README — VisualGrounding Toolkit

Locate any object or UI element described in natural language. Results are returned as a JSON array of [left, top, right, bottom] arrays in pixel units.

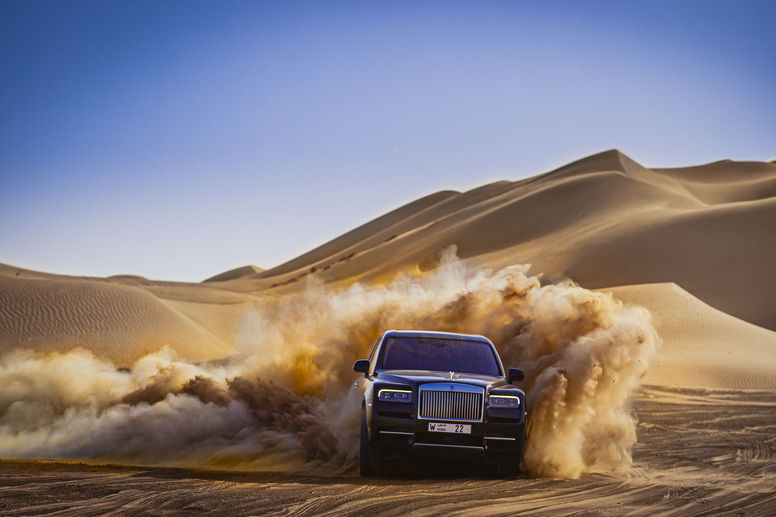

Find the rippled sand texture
[[1, 387, 774, 516]]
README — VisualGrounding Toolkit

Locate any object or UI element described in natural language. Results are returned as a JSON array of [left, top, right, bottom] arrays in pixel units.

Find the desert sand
[[1, 150, 775, 514], [1, 387, 774, 516]]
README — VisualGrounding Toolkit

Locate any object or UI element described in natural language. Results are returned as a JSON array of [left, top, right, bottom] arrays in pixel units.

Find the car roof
[[382, 329, 493, 343]]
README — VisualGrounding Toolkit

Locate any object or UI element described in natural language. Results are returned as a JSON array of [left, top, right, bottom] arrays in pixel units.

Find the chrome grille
[[418, 383, 484, 422]]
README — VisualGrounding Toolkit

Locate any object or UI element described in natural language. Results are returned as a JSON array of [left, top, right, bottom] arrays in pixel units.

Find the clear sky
[[1, 0, 774, 281]]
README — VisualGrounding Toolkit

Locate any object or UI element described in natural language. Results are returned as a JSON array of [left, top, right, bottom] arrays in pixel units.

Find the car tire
[[495, 458, 520, 477], [360, 414, 383, 476]]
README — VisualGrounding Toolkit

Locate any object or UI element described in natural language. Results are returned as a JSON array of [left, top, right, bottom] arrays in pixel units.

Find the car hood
[[375, 369, 513, 391]]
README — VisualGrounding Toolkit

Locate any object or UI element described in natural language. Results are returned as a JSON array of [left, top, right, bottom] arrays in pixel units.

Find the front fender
[[358, 378, 376, 439]]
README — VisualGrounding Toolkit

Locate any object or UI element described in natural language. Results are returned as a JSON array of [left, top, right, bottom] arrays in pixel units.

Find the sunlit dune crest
[[215, 150, 776, 332]]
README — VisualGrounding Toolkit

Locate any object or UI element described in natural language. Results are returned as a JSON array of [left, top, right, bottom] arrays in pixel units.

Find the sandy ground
[[1, 386, 774, 516], [2, 150, 775, 514]]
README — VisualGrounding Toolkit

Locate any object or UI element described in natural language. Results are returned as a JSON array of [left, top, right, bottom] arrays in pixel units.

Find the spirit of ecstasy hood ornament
[[449, 371, 455, 379]]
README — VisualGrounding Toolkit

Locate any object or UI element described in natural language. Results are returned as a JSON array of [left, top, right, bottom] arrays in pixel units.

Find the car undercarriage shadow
[[378, 454, 523, 479]]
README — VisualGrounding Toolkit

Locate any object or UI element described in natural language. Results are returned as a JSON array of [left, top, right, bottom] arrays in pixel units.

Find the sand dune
[[2, 150, 775, 514], [0, 269, 237, 365], [2, 150, 775, 388], [604, 283, 776, 389], [216, 150, 776, 333], [203, 265, 265, 283], [0, 259, 273, 366]]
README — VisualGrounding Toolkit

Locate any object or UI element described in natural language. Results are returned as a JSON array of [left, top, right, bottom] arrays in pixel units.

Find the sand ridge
[[208, 150, 776, 332]]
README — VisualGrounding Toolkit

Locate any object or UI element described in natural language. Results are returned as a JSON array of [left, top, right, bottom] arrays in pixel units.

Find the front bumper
[[371, 410, 524, 459]]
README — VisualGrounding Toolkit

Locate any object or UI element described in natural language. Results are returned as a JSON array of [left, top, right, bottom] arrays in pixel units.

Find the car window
[[378, 337, 501, 376]]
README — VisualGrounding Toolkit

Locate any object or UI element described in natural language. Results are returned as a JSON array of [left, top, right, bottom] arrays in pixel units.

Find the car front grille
[[418, 383, 484, 422]]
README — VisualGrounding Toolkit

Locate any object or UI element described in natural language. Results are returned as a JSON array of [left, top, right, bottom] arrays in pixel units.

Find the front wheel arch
[[359, 413, 383, 476]]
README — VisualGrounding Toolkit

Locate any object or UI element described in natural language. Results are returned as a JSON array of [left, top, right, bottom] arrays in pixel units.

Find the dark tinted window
[[378, 337, 501, 376]]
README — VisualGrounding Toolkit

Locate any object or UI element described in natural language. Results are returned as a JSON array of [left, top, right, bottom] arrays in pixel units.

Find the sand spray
[[0, 249, 658, 477]]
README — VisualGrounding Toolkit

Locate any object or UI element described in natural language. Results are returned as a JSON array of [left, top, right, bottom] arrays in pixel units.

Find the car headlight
[[378, 388, 413, 403], [489, 395, 520, 408]]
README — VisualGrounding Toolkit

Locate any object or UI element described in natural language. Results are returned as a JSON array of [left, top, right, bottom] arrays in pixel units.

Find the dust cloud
[[0, 250, 658, 478]]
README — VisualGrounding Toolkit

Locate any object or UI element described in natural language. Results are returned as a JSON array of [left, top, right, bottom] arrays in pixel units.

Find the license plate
[[428, 422, 471, 434]]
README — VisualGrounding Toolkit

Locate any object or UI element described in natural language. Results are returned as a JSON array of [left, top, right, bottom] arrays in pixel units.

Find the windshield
[[378, 336, 502, 376]]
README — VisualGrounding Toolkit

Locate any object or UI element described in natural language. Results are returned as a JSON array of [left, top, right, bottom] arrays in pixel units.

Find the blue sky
[[1, 0, 774, 281]]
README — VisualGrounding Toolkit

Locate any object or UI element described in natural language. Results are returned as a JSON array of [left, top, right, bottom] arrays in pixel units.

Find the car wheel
[[495, 458, 520, 477], [360, 414, 383, 476]]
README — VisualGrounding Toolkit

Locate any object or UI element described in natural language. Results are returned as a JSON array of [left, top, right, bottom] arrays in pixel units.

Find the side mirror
[[508, 368, 524, 384], [353, 359, 370, 375]]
